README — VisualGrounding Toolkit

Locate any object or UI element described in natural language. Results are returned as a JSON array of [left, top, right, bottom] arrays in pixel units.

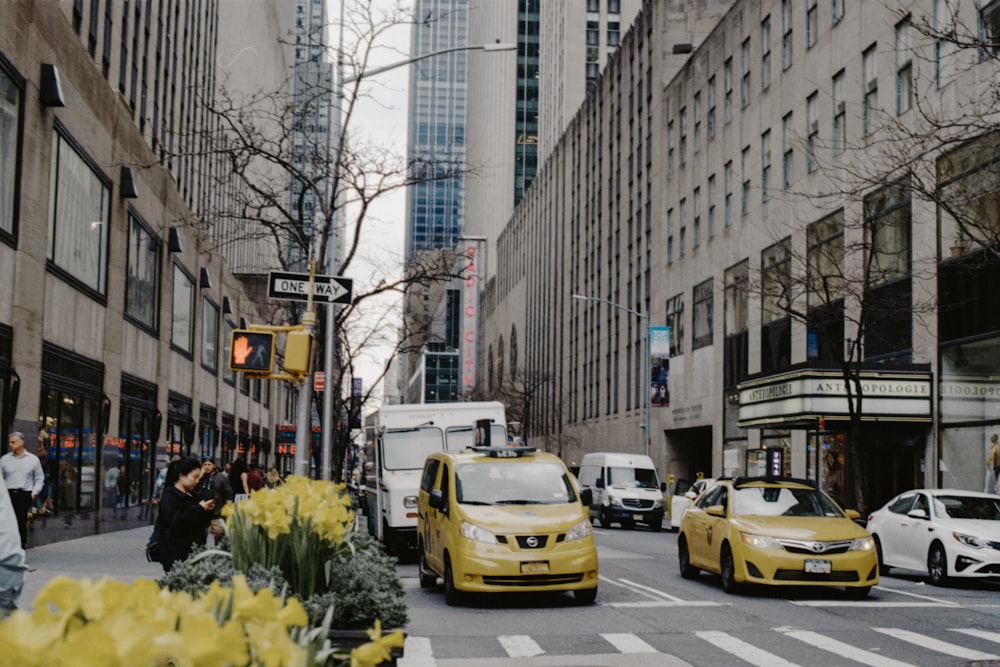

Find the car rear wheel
[[874, 536, 891, 576], [599, 508, 611, 528], [720, 544, 740, 594], [418, 545, 437, 589], [678, 535, 698, 579], [444, 557, 462, 606], [574, 587, 598, 605], [928, 542, 949, 587]]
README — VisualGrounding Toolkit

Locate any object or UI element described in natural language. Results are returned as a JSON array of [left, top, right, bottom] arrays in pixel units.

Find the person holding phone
[[156, 456, 215, 571]]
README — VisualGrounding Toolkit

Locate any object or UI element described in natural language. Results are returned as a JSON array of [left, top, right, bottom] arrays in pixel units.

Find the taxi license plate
[[521, 561, 550, 574], [804, 559, 831, 574]]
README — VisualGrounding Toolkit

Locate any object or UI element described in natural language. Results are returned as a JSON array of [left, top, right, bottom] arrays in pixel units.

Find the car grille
[[774, 569, 860, 582], [482, 573, 584, 587], [622, 498, 655, 510], [777, 539, 853, 555], [513, 535, 549, 549]]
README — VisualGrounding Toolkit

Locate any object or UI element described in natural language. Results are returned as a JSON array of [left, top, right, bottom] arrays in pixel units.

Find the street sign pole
[[293, 259, 318, 478]]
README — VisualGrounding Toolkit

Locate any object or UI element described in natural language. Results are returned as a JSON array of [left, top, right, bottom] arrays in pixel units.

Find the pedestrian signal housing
[[229, 331, 275, 373], [283, 330, 314, 375]]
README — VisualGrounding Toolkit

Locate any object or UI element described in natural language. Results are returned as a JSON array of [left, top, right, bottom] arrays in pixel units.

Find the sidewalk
[[20, 526, 163, 612]]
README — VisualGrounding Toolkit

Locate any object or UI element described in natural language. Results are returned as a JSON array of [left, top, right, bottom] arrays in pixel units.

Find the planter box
[[328, 628, 406, 666]]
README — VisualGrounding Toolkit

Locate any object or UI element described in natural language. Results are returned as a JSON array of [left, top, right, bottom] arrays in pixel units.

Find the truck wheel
[[599, 508, 611, 528]]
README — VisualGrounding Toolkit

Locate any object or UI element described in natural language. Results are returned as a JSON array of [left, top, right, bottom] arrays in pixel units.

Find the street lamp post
[[571, 294, 650, 456], [314, 33, 517, 479]]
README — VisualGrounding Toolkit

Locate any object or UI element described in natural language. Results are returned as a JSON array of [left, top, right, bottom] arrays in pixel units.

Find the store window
[[166, 391, 194, 458], [199, 404, 218, 462], [0, 58, 22, 242], [724, 261, 749, 388], [171, 263, 195, 355], [125, 210, 160, 331], [48, 124, 110, 297], [117, 375, 157, 519]]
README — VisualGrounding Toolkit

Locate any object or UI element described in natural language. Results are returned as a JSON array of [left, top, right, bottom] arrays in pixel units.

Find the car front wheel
[[928, 542, 949, 586], [418, 546, 437, 589], [444, 557, 463, 606], [720, 543, 740, 594], [874, 536, 891, 576]]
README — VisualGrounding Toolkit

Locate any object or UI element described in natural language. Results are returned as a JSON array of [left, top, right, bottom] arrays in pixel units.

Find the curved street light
[[572, 294, 650, 456]]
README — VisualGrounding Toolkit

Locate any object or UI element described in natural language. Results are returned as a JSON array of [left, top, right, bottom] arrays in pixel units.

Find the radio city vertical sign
[[461, 243, 480, 394]]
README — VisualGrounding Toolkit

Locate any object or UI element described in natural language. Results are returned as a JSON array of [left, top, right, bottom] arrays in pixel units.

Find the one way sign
[[267, 271, 353, 304]]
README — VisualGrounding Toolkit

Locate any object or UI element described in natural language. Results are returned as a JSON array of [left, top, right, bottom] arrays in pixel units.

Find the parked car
[[677, 476, 878, 597], [867, 488, 1000, 586], [670, 477, 717, 531]]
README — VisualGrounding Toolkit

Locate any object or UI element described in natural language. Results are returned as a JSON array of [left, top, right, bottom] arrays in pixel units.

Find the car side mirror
[[595, 478, 605, 489], [844, 509, 861, 520], [907, 508, 929, 520], [660, 482, 667, 492], [706, 504, 726, 517], [429, 489, 444, 511], [580, 488, 593, 507]]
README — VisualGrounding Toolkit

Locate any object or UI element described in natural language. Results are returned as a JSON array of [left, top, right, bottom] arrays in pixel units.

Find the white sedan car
[[867, 489, 1000, 585], [669, 478, 716, 531]]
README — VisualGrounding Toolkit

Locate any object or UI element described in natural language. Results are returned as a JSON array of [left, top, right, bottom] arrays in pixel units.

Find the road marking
[[778, 628, 917, 667], [615, 577, 687, 601], [873, 585, 959, 604], [498, 635, 544, 658], [874, 628, 1000, 661], [790, 600, 955, 608], [695, 631, 801, 667], [397, 636, 435, 667], [600, 575, 722, 607], [601, 633, 659, 653], [952, 628, 1000, 644]]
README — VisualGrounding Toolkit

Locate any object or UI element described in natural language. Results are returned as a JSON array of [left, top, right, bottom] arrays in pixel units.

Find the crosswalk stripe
[[601, 633, 658, 653], [499, 634, 545, 658], [695, 630, 802, 667], [874, 628, 1000, 661], [397, 636, 434, 667], [952, 628, 1000, 644], [779, 629, 917, 667]]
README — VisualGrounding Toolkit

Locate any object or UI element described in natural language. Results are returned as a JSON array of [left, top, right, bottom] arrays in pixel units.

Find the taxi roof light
[[469, 445, 537, 458]]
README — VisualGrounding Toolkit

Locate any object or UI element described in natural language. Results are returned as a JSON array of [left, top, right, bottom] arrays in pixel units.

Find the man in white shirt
[[0, 432, 45, 550]]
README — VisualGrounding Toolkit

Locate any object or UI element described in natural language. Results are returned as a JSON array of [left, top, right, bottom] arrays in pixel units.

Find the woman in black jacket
[[156, 456, 214, 571]]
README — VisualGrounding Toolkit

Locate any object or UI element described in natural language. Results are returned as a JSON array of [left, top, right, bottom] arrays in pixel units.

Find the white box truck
[[362, 401, 507, 554]]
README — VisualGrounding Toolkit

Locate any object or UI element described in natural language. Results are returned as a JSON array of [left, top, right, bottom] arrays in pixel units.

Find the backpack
[[145, 522, 162, 563]]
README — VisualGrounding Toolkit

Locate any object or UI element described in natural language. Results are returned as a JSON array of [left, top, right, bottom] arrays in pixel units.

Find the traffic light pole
[[293, 258, 318, 477]]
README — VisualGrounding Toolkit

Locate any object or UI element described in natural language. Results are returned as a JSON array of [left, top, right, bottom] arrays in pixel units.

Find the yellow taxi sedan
[[677, 476, 878, 597]]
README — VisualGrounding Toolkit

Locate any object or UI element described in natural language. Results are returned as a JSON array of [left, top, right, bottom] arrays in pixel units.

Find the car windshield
[[934, 495, 1000, 520], [444, 424, 508, 451], [608, 466, 659, 489], [732, 486, 846, 518], [455, 461, 578, 505], [382, 427, 444, 470]]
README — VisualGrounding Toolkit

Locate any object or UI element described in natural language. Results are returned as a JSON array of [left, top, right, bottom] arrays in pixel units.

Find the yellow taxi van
[[416, 445, 599, 605]]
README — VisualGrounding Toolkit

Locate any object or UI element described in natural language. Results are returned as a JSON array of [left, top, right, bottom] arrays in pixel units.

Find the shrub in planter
[[158, 544, 287, 599]]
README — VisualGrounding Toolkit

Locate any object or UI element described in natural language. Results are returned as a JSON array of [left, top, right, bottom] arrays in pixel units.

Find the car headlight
[[403, 495, 418, 508], [953, 532, 990, 549], [740, 533, 781, 549], [607, 493, 622, 507], [653, 498, 664, 510], [565, 518, 594, 542], [460, 520, 497, 544], [850, 536, 875, 552]]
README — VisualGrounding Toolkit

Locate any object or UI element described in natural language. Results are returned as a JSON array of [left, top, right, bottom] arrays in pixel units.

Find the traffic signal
[[283, 330, 314, 375], [229, 330, 275, 373]]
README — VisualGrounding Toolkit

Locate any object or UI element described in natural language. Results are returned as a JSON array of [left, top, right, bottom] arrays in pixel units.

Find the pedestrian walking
[[156, 457, 214, 571], [0, 432, 44, 550], [0, 472, 25, 615], [987, 433, 1000, 494], [104, 461, 122, 519]]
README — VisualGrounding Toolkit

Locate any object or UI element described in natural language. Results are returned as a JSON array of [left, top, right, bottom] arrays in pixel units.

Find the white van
[[577, 453, 666, 531]]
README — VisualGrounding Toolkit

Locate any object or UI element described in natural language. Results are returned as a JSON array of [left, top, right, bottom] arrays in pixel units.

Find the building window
[[980, 0, 1000, 58], [761, 240, 792, 373], [707, 75, 716, 140], [864, 184, 913, 360], [693, 278, 714, 350], [761, 130, 772, 202], [807, 0, 818, 49], [201, 297, 219, 373], [693, 186, 701, 248], [171, 263, 195, 355], [666, 293, 685, 357], [693, 92, 701, 153], [832, 70, 846, 155], [223, 319, 236, 386], [0, 63, 21, 240], [741, 146, 751, 215], [667, 208, 674, 264], [707, 174, 716, 238], [724, 160, 733, 227], [124, 211, 160, 331], [896, 17, 913, 114], [935, 0, 957, 88], [782, 112, 794, 189], [724, 260, 750, 387], [761, 16, 772, 90], [679, 198, 687, 256], [807, 92, 819, 173], [49, 128, 110, 297], [862, 44, 879, 137], [608, 0, 620, 13], [723, 58, 733, 125], [807, 212, 845, 363], [781, 0, 793, 70], [608, 22, 620, 47], [740, 38, 751, 109], [678, 107, 687, 166], [667, 120, 674, 177], [832, 0, 845, 25]]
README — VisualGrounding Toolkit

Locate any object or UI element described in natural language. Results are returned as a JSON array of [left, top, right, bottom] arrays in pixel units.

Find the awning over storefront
[[738, 366, 933, 428]]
